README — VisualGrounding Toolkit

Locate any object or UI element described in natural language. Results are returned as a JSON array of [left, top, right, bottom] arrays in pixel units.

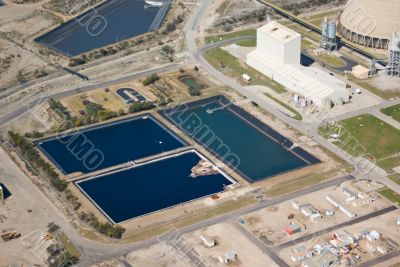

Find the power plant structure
[[337, 0, 400, 50], [387, 32, 400, 77], [247, 21, 349, 108], [320, 17, 337, 51]]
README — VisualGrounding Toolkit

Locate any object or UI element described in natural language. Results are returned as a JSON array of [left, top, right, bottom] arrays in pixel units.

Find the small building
[[366, 230, 381, 241], [352, 65, 369, 79], [326, 195, 340, 208], [200, 235, 215, 248], [283, 223, 302, 235], [242, 74, 251, 81], [300, 204, 319, 217], [225, 251, 237, 262], [397, 218, 400, 226], [342, 187, 358, 199], [310, 213, 322, 221], [291, 254, 306, 262], [292, 200, 300, 210], [326, 209, 334, 216]]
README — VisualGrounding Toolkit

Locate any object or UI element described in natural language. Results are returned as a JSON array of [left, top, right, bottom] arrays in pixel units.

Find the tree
[[160, 45, 174, 55]]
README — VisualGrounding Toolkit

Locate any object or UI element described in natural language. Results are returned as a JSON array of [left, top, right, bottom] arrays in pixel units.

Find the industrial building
[[387, 32, 400, 77], [247, 21, 349, 108], [337, 0, 400, 50], [321, 17, 337, 51]]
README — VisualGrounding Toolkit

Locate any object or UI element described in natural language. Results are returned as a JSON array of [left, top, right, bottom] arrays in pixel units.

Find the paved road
[[274, 205, 398, 250]]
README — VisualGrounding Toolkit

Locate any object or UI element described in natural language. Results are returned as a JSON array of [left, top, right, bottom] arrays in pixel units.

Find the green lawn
[[319, 114, 400, 170], [317, 54, 346, 68], [236, 39, 257, 47], [381, 104, 400, 122], [377, 187, 400, 205], [203, 47, 286, 93], [263, 93, 302, 120], [205, 29, 257, 44], [388, 174, 400, 185]]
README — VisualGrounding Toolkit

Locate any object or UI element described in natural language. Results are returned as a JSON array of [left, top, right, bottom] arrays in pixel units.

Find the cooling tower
[[337, 0, 400, 50]]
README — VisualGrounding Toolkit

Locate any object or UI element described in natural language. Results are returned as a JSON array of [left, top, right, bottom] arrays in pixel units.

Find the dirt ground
[[0, 1, 62, 90], [183, 222, 279, 267], [0, 146, 55, 266], [126, 242, 196, 267], [241, 180, 392, 246]]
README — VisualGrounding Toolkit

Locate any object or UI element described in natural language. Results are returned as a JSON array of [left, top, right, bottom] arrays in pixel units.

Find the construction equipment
[[1, 231, 21, 242]]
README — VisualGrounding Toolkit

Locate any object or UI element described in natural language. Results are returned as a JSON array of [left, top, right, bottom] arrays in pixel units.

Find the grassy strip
[[263, 93, 302, 120], [236, 39, 257, 47], [58, 232, 81, 258], [203, 47, 286, 93], [317, 54, 346, 68], [264, 169, 340, 198], [381, 104, 400, 122], [349, 77, 400, 100], [388, 174, 400, 185], [205, 29, 256, 44], [377, 187, 400, 205]]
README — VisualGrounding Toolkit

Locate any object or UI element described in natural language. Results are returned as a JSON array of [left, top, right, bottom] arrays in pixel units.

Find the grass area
[[301, 38, 316, 50], [378, 156, 400, 173], [349, 77, 400, 100], [236, 39, 256, 47], [377, 186, 400, 205], [388, 174, 400, 185], [319, 114, 400, 170], [381, 104, 400, 122], [203, 47, 286, 93], [205, 28, 256, 44], [58, 232, 81, 258], [317, 54, 346, 68], [263, 93, 302, 120]]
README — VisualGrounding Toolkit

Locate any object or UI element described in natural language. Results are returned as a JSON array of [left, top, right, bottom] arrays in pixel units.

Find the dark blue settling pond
[[37, 115, 186, 174], [161, 96, 320, 182], [76, 151, 233, 223], [35, 0, 171, 56]]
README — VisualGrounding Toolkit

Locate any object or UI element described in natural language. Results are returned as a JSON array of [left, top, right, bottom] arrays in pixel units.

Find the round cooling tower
[[337, 0, 400, 50]]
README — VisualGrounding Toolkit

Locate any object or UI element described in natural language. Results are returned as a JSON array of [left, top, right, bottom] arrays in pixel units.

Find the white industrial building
[[247, 21, 349, 108]]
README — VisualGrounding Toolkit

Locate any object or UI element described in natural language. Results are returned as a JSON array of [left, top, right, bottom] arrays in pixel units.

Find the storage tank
[[321, 17, 337, 51]]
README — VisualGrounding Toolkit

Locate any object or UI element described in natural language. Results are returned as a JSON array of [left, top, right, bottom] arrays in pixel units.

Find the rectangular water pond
[[35, 0, 171, 57], [76, 150, 234, 223], [37, 115, 186, 174], [161, 96, 320, 182]]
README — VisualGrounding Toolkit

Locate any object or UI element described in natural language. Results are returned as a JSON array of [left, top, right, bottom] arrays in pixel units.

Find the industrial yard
[[240, 180, 392, 246]]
